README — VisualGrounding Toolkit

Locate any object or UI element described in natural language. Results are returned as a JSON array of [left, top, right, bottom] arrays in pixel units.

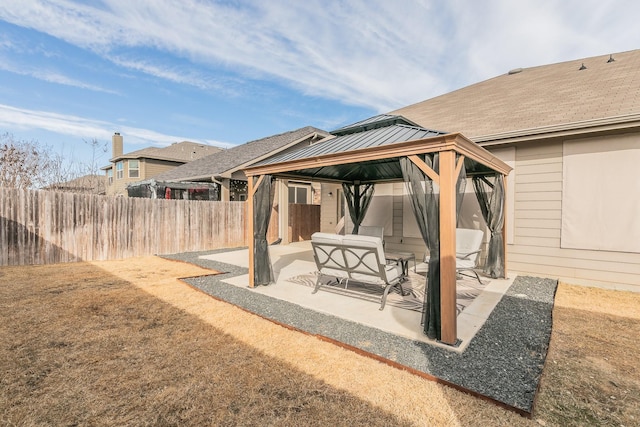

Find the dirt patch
[[2, 259, 639, 426]]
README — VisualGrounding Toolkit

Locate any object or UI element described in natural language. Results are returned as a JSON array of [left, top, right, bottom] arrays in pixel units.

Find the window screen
[[562, 135, 640, 253], [288, 184, 309, 204], [116, 161, 123, 179], [128, 160, 139, 178]]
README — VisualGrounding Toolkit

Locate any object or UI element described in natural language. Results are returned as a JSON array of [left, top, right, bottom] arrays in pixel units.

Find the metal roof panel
[[259, 123, 447, 166]]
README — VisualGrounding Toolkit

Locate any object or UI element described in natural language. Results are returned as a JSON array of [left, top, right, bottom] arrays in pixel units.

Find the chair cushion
[[455, 229, 484, 263], [311, 232, 344, 244], [384, 263, 402, 282], [456, 259, 476, 269]]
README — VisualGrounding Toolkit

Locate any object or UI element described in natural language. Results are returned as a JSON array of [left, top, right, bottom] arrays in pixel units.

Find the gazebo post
[[439, 150, 458, 345], [502, 174, 508, 278], [247, 176, 255, 288]]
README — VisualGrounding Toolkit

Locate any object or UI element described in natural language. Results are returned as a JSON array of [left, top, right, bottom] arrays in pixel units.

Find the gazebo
[[243, 115, 512, 346]]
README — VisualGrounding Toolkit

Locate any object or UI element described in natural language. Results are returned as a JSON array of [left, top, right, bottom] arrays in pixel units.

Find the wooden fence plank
[[288, 203, 321, 242], [0, 188, 253, 266]]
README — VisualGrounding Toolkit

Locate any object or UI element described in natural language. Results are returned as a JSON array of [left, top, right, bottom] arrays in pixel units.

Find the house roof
[[47, 174, 106, 194], [151, 126, 329, 182], [391, 49, 640, 144], [111, 141, 221, 163]]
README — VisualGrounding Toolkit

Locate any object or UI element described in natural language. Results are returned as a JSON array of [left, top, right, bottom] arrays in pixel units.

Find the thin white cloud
[[444, 0, 640, 84], [0, 103, 225, 147], [1, 0, 639, 111], [0, 30, 118, 93], [107, 56, 243, 96], [0, 59, 119, 94]]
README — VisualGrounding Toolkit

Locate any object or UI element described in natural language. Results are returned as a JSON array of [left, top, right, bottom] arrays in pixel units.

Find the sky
[[1, 0, 639, 170]]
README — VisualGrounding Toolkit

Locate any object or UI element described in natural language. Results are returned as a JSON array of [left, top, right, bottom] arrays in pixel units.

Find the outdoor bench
[[310, 232, 408, 310]]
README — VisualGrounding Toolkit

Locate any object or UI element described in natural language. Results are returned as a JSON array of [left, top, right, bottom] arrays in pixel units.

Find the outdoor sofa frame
[[310, 232, 408, 310]]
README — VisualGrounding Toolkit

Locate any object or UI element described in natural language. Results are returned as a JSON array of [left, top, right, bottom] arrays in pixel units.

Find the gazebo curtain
[[400, 155, 440, 339], [455, 158, 467, 223], [342, 182, 375, 234], [472, 174, 505, 279], [400, 154, 466, 340], [253, 175, 275, 286]]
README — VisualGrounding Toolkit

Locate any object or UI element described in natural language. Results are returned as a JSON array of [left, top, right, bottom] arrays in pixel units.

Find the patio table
[[384, 251, 416, 281]]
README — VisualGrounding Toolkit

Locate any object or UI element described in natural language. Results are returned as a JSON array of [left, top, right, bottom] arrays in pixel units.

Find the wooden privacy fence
[[288, 203, 321, 242], [0, 188, 250, 266]]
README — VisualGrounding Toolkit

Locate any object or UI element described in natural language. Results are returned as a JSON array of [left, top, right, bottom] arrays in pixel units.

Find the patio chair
[[415, 228, 485, 284]]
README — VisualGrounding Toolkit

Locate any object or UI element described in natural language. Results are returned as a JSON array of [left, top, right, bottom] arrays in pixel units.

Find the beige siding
[[392, 182, 404, 238], [104, 159, 183, 196], [384, 182, 428, 259], [317, 138, 640, 291], [507, 138, 640, 291], [143, 159, 182, 179], [320, 183, 342, 233]]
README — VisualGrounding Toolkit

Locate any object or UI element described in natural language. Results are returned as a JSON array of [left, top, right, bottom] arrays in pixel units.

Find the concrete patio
[[200, 240, 514, 352]]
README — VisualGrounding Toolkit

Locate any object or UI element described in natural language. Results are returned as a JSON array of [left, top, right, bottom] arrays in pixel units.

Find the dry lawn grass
[[1, 258, 639, 426], [534, 283, 640, 426]]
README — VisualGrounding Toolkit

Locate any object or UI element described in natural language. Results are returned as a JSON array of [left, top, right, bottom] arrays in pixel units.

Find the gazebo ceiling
[[268, 154, 502, 184], [273, 157, 403, 183]]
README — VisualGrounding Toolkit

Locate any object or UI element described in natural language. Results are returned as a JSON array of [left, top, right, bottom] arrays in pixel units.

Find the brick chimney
[[112, 132, 123, 158]]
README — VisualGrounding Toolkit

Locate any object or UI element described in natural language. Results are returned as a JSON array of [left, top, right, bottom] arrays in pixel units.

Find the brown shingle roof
[[152, 126, 329, 181], [391, 49, 640, 141], [114, 141, 221, 162], [47, 174, 106, 194]]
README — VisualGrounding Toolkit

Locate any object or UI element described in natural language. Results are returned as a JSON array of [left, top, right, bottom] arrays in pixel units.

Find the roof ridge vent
[[508, 68, 523, 75]]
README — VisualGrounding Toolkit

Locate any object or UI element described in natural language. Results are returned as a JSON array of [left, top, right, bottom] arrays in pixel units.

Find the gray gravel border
[[163, 248, 558, 414]]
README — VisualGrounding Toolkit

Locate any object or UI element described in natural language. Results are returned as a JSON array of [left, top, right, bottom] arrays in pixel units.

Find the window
[[116, 161, 124, 179], [128, 160, 139, 178], [561, 135, 640, 253], [106, 169, 113, 185], [288, 184, 310, 204], [229, 179, 248, 202]]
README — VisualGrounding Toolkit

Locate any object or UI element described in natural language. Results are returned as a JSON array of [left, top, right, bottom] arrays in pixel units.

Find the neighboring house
[[46, 174, 106, 195], [134, 126, 330, 202], [334, 49, 639, 291], [101, 133, 221, 196]]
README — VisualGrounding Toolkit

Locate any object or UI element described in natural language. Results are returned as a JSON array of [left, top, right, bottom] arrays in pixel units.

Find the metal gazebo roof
[[330, 113, 426, 136], [254, 123, 446, 182], [248, 119, 511, 183]]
